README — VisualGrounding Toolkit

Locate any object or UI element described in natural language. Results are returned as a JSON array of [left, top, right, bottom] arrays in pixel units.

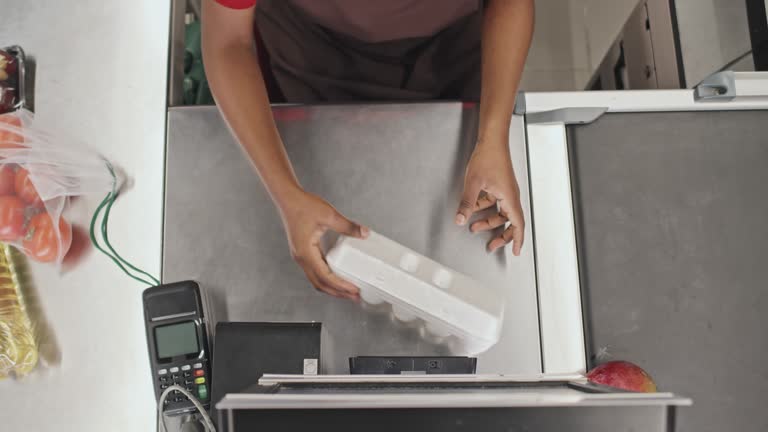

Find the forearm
[[478, 0, 534, 147], [203, 37, 301, 209]]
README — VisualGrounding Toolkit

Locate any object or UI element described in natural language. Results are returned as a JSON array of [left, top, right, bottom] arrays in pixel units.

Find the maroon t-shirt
[[215, 0, 480, 42]]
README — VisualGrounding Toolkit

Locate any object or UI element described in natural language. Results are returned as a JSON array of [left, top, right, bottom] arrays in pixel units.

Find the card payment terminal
[[143, 281, 211, 415]]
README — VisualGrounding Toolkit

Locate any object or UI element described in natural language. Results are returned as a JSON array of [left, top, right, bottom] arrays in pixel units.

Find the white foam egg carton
[[326, 231, 503, 355]]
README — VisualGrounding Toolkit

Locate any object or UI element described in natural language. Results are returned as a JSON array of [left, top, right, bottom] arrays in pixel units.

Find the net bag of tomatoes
[[0, 109, 118, 264]]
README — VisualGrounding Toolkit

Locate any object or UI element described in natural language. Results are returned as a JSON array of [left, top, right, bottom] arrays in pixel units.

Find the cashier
[[203, 0, 533, 300]]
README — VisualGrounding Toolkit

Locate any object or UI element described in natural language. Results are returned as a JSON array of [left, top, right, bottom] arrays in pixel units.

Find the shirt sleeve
[[214, 0, 257, 9]]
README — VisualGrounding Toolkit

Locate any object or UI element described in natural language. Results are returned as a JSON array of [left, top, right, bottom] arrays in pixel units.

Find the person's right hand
[[279, 190, 369, 300]]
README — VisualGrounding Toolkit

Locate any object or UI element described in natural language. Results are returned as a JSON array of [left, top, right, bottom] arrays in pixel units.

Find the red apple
[[587, 360, 657, 393]]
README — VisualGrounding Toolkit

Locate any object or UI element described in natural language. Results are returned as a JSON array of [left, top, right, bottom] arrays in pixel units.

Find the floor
[[521, 0, 645, 91]]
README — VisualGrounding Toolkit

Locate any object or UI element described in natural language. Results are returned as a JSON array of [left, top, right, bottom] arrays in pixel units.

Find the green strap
[[89, 163, 161, 286]]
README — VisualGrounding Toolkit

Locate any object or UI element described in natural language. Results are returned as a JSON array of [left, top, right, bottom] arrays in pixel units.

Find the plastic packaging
[[327, 231, 504, 355], [0, 109, 117, 264], [0, 46, 25, 114], [0, 243, 37, 378]]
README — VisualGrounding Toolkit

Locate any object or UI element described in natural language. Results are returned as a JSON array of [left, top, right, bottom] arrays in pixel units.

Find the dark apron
[[255, 0, 482, 103]]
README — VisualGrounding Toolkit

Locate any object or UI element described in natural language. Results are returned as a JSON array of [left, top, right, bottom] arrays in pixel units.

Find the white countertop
[[0, 1, 169, 430]]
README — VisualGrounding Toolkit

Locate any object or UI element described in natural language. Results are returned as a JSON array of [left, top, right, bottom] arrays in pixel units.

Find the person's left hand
[[455, 137, 525, 255]]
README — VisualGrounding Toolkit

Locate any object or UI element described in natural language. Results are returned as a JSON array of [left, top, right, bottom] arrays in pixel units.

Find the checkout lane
[[2, 1, 766, 431]]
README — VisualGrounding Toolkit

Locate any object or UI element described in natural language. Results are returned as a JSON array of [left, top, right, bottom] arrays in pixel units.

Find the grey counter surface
[[569, 110, 768, 432], [164, 103, 541, 376]]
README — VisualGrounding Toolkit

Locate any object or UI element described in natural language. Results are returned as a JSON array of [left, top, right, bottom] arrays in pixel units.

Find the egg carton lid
[[327, 231, 503, 354]]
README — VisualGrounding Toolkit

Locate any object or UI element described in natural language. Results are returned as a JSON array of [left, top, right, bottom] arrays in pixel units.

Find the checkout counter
[[163, 72, 768, 431], [1, 1, 765, 431], [217, 375, 686, 431]]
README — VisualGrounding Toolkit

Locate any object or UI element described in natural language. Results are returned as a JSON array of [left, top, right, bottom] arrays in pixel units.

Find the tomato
[[0, 195, 26, 241], [0, 164, 15, 195], [23, 213, 72, 263], [14, 167, 43, 207], [0, 114, 24, 149]]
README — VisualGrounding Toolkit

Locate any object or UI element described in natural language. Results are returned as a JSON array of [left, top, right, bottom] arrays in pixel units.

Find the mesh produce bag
[[0, 109, 116, 264]]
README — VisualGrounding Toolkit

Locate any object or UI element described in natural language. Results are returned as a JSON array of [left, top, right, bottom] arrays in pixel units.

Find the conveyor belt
[[568, 110, 768, 432]]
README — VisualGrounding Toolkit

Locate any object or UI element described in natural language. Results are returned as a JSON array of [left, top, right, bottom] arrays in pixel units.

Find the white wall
[[573, 0, 643, 88], [520, 0, 580, 90], [510, 0, 752, 91], [675, 0, 752, 85], [520, 0, 639, 91]]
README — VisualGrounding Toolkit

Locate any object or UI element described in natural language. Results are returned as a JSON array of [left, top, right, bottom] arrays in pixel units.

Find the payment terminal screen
[[155, 321, 199, 359]]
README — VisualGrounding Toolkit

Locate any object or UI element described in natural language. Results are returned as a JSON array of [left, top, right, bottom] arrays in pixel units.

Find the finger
[[456, 177, 483, 226], [307, 270, 358, 300], [328, 212, 369, 239], [318, 269, 360, 298], [487, 227, 512, 253], [511, 222, 525, 256], [475, 192, 497, 211], [470, 213, 507, 232], [304, 271, 346, 299], [488, 222, 525, 256], [307, 246, 360, 296], [296, 245, 359, 299], [498, 200, 526, 254]]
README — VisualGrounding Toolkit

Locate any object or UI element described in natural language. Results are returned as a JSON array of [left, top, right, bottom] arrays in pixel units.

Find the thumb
[[456, 177, 482, 226], [328, 212, 369, 239]]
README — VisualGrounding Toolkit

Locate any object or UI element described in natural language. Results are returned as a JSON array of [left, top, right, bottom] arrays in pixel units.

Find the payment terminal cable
[[89, 161, 161, 286], [158, 385, 216, 432]]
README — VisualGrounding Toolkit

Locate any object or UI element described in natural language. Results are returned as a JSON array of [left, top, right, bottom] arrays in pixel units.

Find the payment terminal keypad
[[157, 361, 209, 409]]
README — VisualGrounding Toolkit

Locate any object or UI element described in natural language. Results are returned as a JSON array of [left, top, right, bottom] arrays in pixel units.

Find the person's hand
[[455, 139, 525, 255], [279, 190, 369, 300]]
